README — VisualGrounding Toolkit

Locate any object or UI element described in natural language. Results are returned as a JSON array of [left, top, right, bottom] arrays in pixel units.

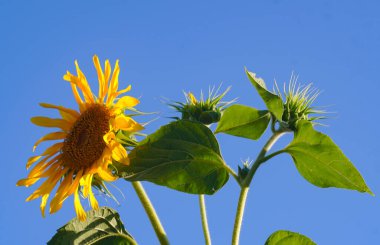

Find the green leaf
[[215, 104, 270, 140], [245, 69, 284, 120], [119, 120, 229, 195], [48, 207, 136, 245], [284, 120, 372, 194], [265, 230, 316, 245]]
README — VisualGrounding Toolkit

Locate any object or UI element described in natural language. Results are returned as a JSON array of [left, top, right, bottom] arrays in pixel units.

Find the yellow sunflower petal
[[74, 189, 87, 221], [70, 83, 86, 112], [40, 194, 49, 217], [24, 156, 60, 181], [40, 142, 64, 156], [88, 187, 99, 210], [106, 60, 120, 105], [103, 131, 115, 145], [18, 159, 61, 187], [74, 60, 95, 104], [31, 117, 71, 132], [49, 171, 74, 214], [111, 114, 144, 132], [111, 143, 129, 165], [97, 167, 117, 182], [26, 156, 41, 169], [80, 173, 92, 198], [26, 150, 56, 171], [104, 60, 111, 98], [33, 131, 67, 152], [113, 96, 140, 112], [26, 168, 66, 201], [115, 85, 131, 97], [93, 55, 105, 102], [81, 174, 99, 210], [39, 103, 80, 123], [50, 170, 83, 213]]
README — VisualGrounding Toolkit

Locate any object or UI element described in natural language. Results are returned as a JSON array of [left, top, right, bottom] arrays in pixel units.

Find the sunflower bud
[[238, 159, 251, 181], [170, 86, 234, 125], [275, 74, 326, 131]]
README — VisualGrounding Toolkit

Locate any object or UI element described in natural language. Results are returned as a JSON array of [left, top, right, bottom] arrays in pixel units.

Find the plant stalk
[[231, 187, 249, 245], [199, 195, 212, 245], [132, 181, 170, 245], [232, 130, 286, 245]]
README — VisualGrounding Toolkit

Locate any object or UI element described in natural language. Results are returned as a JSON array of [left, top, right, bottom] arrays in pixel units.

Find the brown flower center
[[62, 104, 111, 170]]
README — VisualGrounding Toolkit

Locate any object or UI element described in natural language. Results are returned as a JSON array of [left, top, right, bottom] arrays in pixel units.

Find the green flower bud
[[275, 75, 327, 131], [170, 85, 234, 125]]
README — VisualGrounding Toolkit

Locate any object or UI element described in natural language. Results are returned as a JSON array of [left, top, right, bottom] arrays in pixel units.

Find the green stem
[[132, 181, 170, 245], [231, 187, 249, 245], [232, 130, 286, 245], [224, 163, 240, 184], [199, 195, 212, 245], [259, 150, 286, 165], [242, 131, 286, 187]]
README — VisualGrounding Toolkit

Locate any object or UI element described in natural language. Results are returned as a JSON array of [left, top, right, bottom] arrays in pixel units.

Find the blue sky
[[1, 0, 380, 244]]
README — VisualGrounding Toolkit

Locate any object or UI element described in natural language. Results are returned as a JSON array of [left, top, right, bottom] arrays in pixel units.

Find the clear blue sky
[[1, 1, 379, 244]]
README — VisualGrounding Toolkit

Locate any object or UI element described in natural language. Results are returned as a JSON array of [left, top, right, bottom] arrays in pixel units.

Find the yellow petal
[[93, 55, 105, 102], [89, 187, 99, 210], [40, 142, 64, 156], [40, 194, 49, 217], [80, 173, 92, 198], [115, 85, 132, 97], [70, 83, 86, 112], [103, 131, 115, 145], [188, 92, 197, 104], [26, 156, 41, 169], [97, 167, 117, 182], [22, 156, 60, 185], [31, 117, 72, 132], [26, 168, 66, 201], [113, 96, 139, 111], [111, 115, 144, 132], [106, 60, 120, 105], [18, 160, 60, 186], [33, 132, 67, 151], [68, 170, 85, 196], [111, 143, 129, 165], [81, 174, 99, 210], [39, 103, 79, 123], [74, 189, 87, 221], [26, 152, 56, 172], [49, 171, 74, 214], [103, 60, 111, 99], [66, 61, 94, 104]]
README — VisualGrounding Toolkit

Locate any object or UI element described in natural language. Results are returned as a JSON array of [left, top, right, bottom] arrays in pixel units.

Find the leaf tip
[[366, 188, 375, 196]]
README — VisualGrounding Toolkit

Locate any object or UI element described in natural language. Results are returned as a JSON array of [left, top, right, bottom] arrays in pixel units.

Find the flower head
[[275, 73, 326, 130], [170, 85, 234, 125], [17, 55, 143, 221]]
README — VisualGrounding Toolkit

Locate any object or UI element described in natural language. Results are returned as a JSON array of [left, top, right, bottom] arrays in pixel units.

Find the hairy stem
[[132, 181, 170, 245], [232, 130, 286, 245], [231, 187, 249, 245], [199, 195, 212, 245], [243, 131, 286, 187]]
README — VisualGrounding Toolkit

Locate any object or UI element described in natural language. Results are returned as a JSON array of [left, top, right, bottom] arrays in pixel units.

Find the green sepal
[[215, 104, 270, 140], [265, 230, 316, 245], [245, 69, 284, 120], [48, 207, 136, 245], [118, 120, 229, 195], [285, 120, 373, 194]]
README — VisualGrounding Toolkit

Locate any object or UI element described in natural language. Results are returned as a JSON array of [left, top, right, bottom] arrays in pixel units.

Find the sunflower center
[[62, 104, 111, 170]]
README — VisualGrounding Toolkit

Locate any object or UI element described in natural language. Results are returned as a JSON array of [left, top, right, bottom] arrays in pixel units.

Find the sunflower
[[17, 55, 143, 221]]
